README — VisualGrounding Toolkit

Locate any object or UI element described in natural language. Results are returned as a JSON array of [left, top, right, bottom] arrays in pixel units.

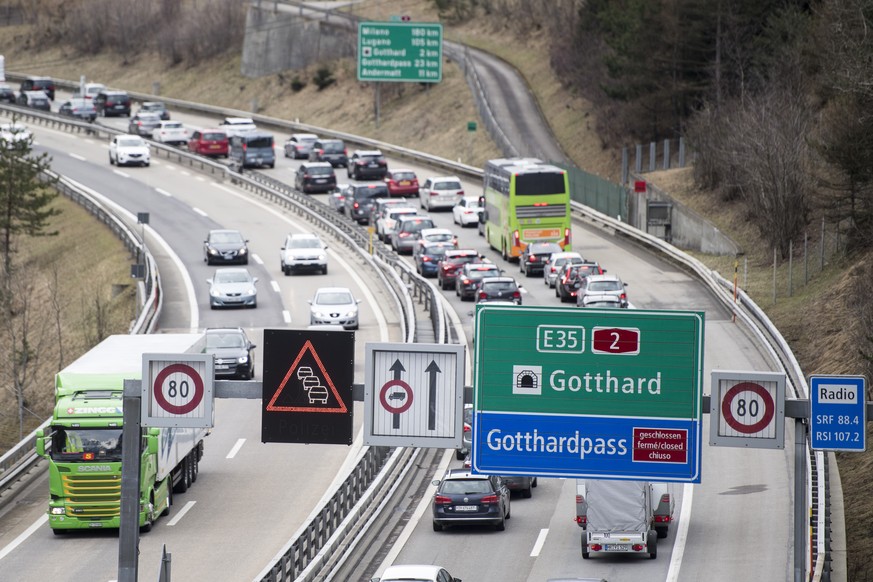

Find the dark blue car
[[414, 241, 454, 278]]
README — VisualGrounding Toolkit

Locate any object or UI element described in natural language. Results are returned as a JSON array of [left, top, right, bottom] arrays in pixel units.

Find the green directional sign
[[357, 22, 443, 83], [472, 305, 705, 483]]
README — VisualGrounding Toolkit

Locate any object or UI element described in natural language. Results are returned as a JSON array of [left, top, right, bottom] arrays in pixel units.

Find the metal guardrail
[[0, 78, 827, 580]]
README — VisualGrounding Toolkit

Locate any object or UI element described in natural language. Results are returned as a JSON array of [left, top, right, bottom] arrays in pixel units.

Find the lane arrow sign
[[426, 360, 441, 430]]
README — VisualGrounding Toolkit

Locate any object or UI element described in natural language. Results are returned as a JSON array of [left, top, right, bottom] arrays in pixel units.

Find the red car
[[437, 249, 483, 290], [385, 169, 420, 197], [188, 129, 229, 158]]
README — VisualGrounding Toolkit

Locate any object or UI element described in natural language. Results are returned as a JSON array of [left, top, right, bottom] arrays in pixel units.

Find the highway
[[0, 101, 793, 582]]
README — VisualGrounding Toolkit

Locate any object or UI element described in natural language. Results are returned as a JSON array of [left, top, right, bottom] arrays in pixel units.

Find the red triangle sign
[[266, 340, 348, 413]]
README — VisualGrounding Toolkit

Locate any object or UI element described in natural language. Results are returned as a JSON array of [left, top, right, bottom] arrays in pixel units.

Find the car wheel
[[647, 531, 658, 559], [144, 162, 150, 167], [455, 449, 465, 461], [532, 477, 538, 487], [432, 522, 443, 532], [522, 486, 532, 499], [109, 154, 114, 165], [322, 265, 328, 275], [495, 516, 506, 531]]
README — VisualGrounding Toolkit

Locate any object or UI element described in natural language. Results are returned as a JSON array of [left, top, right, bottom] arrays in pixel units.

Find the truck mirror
[[36, 430, 46, 456]]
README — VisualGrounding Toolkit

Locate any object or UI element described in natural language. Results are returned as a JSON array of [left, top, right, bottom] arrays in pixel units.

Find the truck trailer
[[36, 334, 209, 533], [579, 479, 674, 560]]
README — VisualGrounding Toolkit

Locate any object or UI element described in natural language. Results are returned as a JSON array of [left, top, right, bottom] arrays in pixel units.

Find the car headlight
[[314, 311, 325, 318], [207, 247, 219, 256], [210, 288, 220, 297], [246, 287, 256, 295], [239, 248, 248, 255], [50, 507, 65, 515], [317, 254, 326, 261], [237, 355, 249, 364], [345, 310, 357, 317]]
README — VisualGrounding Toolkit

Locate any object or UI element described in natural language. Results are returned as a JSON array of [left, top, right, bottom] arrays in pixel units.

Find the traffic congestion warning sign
[[364, 342, 465, 448], [262, 329, 353, 445], [142, 354, 214, 428], [710, 370, 785, 449]]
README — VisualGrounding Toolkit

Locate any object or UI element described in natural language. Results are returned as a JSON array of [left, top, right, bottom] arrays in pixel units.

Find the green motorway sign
[[474, 305, 704, 418], [357, 22, 443, 83]]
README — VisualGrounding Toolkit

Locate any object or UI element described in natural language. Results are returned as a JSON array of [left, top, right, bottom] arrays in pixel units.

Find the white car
[[0, 122, 32, 146], [542, 251, 584, 288], [279, 233, 328, 275], [219, 117, 257, 138], [417, 227, 457, 247], [374, 565, 462, 582], [419, 176, 465, 211], [151, 120, 189, 146], [309, 287, 361, 330], [452, 195, 483, 226], [377, 206, 418, 242], [109, 135, 150, 167]]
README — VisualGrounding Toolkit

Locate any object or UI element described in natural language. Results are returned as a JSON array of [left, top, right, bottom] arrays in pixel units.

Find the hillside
[[2, 0, 871, 577]]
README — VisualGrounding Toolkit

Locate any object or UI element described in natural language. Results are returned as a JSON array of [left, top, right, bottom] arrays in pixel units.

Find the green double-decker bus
[[481, 158, 571, 261]]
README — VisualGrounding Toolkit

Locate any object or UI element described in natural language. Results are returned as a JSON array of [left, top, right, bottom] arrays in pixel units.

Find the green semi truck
[[36, 334, 209, 533]]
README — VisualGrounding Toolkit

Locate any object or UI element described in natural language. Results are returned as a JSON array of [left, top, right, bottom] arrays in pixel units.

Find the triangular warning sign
[[266, 340, 348, 413]]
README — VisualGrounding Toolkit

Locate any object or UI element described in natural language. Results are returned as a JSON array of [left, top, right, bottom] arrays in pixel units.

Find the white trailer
[[581, 479, 660, 560]]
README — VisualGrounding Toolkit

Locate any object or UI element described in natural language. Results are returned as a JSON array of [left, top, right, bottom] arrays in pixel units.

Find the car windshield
[[531, 243, 561, 254], [389, 210, 417, 219], [316, 291, 353, 305], [355, 187, 387, 200], [203, 132, 226, 141], [296, 136, 317, 144], [434, 181, 461, 190], [143, 102, 165, 111], [446, 255, 478, 265], [118, 137, 145, 147], [360, 154, 383, 162], [401, 220, 434, 233], [211, 232, 244, 244], [441, 479, 493, 494], [321, 142, 343, 153], [467, 267, 500, 279], [484, 281, 517, 292], [164, 122, 184, 129], [425, 245, 451, 258], [288, 238, 322, 248], [425, 232, 454, 242], [214, 271, 251, 284], [51, 428, 123, 460], [246, 136, 273, 148], [307, 166, 333, 175], [392, 172, 416, 181], [589, 280, 622, 292], [206, 333, 246, 348]]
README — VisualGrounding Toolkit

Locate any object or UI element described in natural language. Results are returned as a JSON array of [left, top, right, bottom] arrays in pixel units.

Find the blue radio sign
[[809, 375, 866, 452]]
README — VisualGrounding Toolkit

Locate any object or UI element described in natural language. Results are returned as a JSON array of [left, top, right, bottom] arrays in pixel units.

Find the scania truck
[[35, 334, 209, 533]]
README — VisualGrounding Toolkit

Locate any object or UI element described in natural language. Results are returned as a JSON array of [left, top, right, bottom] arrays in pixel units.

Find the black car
[[310, 138, 348, 167], [344, 183, 389, 224], [94, 90, 131, 117], [204, 327, 256, 380], [519, 242, 563, 277], [432, 469, 510, 531], [456, 262, 502, 300], [477, 276, 523, 304], [204, 229, 249, 265], [19, 76, 55, 101], [413, 241, 454, 278], [0, 83, 16, 103], [556, 261, 604, 303], [295, 162, 337, 194], [58, 99, 97, 122], [347, 149, 388, 181]]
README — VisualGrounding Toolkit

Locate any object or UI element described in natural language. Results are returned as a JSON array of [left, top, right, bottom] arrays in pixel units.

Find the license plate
[[368, 163, 377, 167], [454, 505, 477, 511], [88, 523, 104, 528], [400, 180, 410, 185], [316, 179, 326, 183], [605, 544, 629, 551]]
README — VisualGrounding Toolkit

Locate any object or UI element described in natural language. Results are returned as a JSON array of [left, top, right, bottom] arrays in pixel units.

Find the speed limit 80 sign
[[710, 370, 785, 449], [142, 354, 214, 428]]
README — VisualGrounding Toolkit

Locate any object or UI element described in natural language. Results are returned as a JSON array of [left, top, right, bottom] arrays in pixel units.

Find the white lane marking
[[0, 514, 48, 561], [210, 182, 390, 341], [665, 483, 694, 582], [156, 188, 172, 197], [166, 501, 196, 526], [226, 438, 246, 459], [282, 310, 291, 324], [252, 253, 263, 265], [196, 176, 205, 182], [164, 164, 174, 170], [530, 528, 549, 557], [192, 207, 208, 217], [113, 169, 130, 178], [69, 153, 86, 161], [270, 280, 280, 293], [181, 171, 190, 177], [62, 177, 199, 331]]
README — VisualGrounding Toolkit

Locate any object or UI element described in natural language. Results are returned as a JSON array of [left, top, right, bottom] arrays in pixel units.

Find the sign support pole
[[794, 417, 807, 582], [118, 379, 142, 582]]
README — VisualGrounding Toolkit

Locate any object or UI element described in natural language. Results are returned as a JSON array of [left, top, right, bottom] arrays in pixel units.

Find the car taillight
[[632, 544, 645, 552], [378, 159, 386, 166], [530, 256, 537, 262], [654, 515, 671, 523], [575, 515, 587, 525], [590, 544, 603, 552], [481, 494, 499, 504], [304, 174, 311, 179], [478, 291, 486, 299], [462, 278, 471, 285], [458, 190, 464, 196], [620, 292, 627, 301], [434, 495, 452, 505], [550, 266, 557, 273], [399, 232, 410, 238], [512, 291, 521, 299], [343, 148, 348, 155], [430, 190, 439, 196], [422, 256, 431, 262], [463, 424, 471, 433], [353, 202, 360, 209]]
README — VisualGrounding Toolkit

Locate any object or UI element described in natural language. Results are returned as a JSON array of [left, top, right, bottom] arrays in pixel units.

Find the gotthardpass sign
[[472, 305, 704, 483]]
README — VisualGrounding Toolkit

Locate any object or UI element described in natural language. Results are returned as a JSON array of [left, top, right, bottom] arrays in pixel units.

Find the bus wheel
[[502, 243, 509, 262]]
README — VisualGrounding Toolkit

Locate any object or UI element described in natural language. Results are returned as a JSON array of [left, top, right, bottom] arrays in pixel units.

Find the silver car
[[207, 268, 258, 309], [543, 251, 584, 288], [309, 287, 361, 330], [280, 233, 328, 275], [576, 274, 628, 307]]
